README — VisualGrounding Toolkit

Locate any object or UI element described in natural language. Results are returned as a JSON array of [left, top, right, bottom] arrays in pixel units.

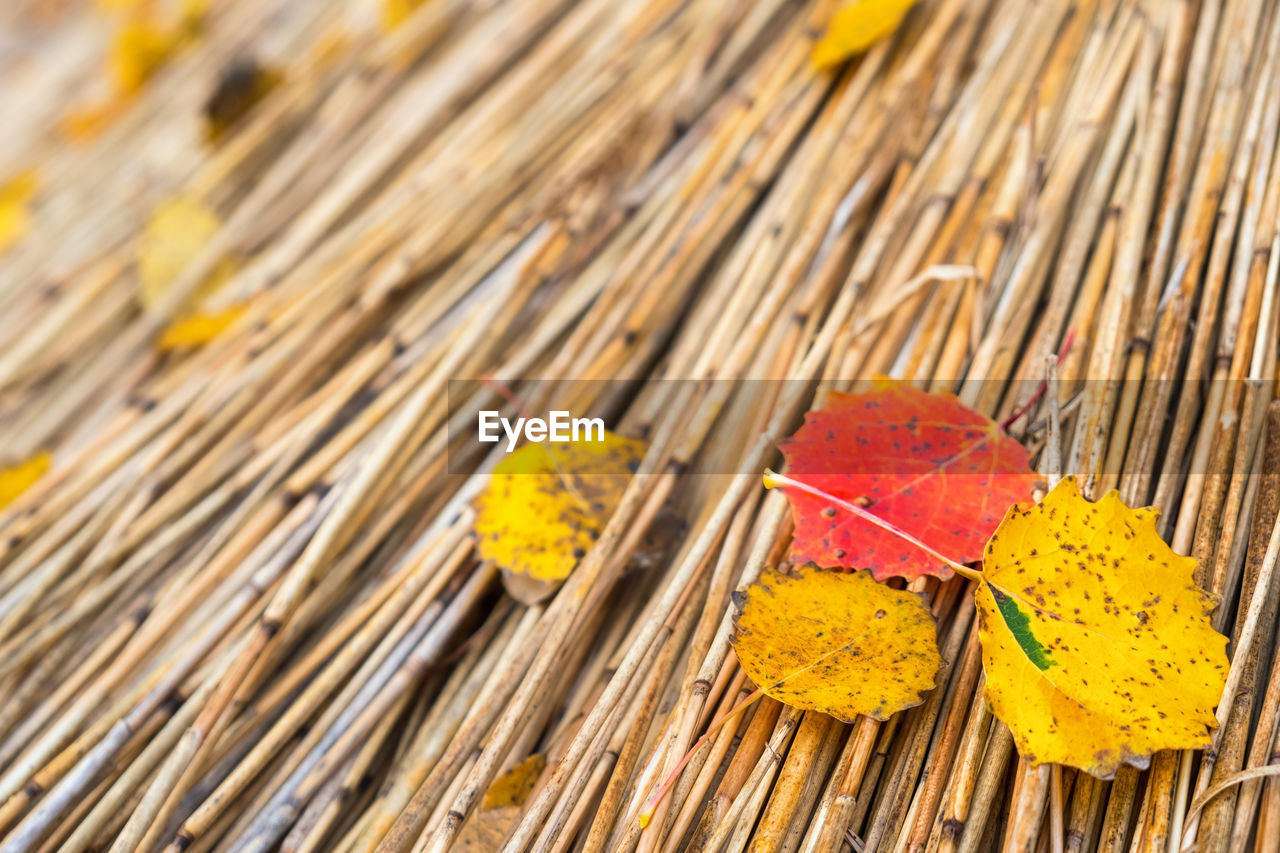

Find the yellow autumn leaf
[[731, 566, 941, 721], [454, 806, 520, 851], [0, 453, 52, 511], [138, 195, 235, 311], [67, 0, 209, 142], [813, 0, 918, 68], [61, 99, 132, 143], [977, 476, 1228, 778], [110, 16, 176, 93], [110, 0, 208, 93], [157, 306, 246, 350], [382, 0, 428, 32], [473, 431, 645, 604], [482, 753, 545, 810], [0, 171, 38, 256]]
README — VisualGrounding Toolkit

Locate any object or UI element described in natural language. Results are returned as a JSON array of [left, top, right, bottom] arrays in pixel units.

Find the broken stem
[[638, 688, 764, 829]]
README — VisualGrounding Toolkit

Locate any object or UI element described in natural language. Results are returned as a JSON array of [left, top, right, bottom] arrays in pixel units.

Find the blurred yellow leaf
[[482, 753, 545, 810], [474, 430, 645, 604], [110, 0, 207, 92], [813, 0, 918, 68], [0, 453, 52, 511], [111, 16, 176, 92], [138, 195, 235, 311], [977, 477, 1229, 777], [382, 0, 429, 32], [61, 99, 132, 143], [454, 806, 520, 851], [67, 0, 209, 141], [157, 306, 246, 350], [0, 171, 38, 255], [732, 566, 941, 721]]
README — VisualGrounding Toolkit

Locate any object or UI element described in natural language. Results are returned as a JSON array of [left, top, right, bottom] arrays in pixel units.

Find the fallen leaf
[[977, 477, 1228, 777], [482, 753, 546, 810], [110, 0, 207, 92], [775, 383, 1039, 580], [0, 170, 38, 255], [474, 431, 645, 604], [382, 0, 429, 31], [731, 566, 940, 721], [204, 58, 283, 143], [61, 99, 132, 143], [138, 195, 235, 311], [813, 0, 918, 68], [67, 0, 208, 142], [157, 306, 246, 350], [453, 805, 520, 851], [0, 453, 52, 511], [110, 16, 176, 93]]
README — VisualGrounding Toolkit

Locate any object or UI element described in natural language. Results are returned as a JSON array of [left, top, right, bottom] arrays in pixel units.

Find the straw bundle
[[1, 0, 1279, 850]]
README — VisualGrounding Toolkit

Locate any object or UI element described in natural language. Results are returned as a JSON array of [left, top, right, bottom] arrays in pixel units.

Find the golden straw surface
[[1, 0, 1279, 851]]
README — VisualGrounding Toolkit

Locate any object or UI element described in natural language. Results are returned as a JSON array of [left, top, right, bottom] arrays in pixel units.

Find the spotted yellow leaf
[[138, 195, 235, 311], [0, 171, 38, 256], [813, 0, 918, 68], [732, 566, 941, 721], [474, 431, 645, 604], [157, 306, 245, 350], [977, 477, 1228, 778], [482, 753, 545, 810], [0, 453, 52, 511]]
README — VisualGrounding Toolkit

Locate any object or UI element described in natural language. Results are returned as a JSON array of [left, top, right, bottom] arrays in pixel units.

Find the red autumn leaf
[[775, 383, 1039, 580]]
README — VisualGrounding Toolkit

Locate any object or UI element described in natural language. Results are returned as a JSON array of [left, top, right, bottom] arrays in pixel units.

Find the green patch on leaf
[[991, 587, 1055, 671]]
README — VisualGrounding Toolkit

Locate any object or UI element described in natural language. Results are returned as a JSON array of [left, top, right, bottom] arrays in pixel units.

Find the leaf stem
[[638, 688, 764, 829], [762, 469, 983, 581]]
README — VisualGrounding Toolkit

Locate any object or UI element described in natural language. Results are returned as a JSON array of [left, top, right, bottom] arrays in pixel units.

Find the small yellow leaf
[[0, 171, 38, 255], [138, 195, 234, 311], [110, 17, 178, 93], [69, 1, 209, 142], [977, 477, 1229, 778], [731, 566, 941, 721], [474, 431, 645, 603], [0, 453, 52, 511], [481, 753, 545, 810], [813, 0, 918, 68], [157, 306, 245, 350], [179, 0, 210, 27], [61, 99, 132, 143], [382, 0, 428, 31], [106, 1, 207, 95], [453, 806, 520, 851]]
